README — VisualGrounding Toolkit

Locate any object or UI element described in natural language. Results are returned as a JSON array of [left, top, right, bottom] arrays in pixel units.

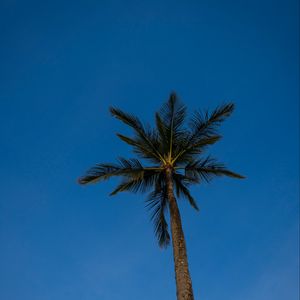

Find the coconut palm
[[78, 93, 244, 300]]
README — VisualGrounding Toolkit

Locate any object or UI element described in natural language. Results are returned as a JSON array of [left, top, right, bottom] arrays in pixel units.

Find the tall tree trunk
[[166, 167, 195, 300]]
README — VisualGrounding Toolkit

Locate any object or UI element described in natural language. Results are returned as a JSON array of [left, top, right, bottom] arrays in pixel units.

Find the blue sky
[[0, 0, 299, 299]]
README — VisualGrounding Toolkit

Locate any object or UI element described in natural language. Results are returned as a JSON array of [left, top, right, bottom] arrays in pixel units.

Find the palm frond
[[146, 183, 170, 248], [78, 163, 121, 184], [172, 103, 234, 164], [185, 156, 245, 183], [173, 173, 199, 211], [110, 167, 162, 195], [78, 158, 161, 185], [156, 93, 187, 158], [110, 107, 165, 163], [172, 135, 222, 165], [189, 103, 235, 138], [116, 134, 159, 164], [158, 93, 186, 131], [155, 113, 168, 146]]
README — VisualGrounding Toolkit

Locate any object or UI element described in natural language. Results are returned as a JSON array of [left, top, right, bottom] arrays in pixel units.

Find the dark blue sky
[[0, 0, 299, 299]]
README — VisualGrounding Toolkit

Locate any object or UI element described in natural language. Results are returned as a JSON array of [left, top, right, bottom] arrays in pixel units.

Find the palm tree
[[78, 93, 244, 300]]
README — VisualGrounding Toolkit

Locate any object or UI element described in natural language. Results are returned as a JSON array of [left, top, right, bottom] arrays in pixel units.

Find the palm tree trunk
[[166, 167, 194, 300]]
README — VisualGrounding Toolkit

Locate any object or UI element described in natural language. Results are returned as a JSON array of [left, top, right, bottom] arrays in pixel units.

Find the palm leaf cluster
[[79, 93, 244, 247]]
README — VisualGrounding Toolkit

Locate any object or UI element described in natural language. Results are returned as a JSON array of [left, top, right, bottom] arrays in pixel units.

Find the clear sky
[[0, 0, 299, 299]]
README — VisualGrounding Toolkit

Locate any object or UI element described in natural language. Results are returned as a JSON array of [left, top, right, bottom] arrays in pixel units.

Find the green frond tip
[[78, 176, 99, 185], [218, 170, 245, 179]]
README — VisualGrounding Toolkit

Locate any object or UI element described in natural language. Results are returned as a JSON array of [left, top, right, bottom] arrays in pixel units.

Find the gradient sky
[[0, 0, 299, 299]]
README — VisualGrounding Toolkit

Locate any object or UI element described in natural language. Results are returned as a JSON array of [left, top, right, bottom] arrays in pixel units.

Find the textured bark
[[166, 168, 194, 300]]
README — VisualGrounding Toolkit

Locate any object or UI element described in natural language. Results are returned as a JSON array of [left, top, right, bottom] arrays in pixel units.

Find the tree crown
[[79, 93, 244, 247]]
